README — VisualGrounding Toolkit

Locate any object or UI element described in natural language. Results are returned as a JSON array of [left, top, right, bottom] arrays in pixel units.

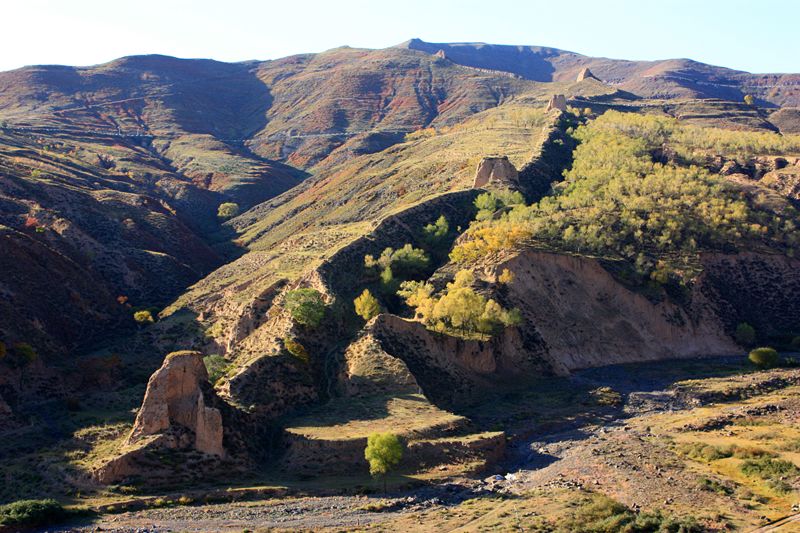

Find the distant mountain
[[400, 38, 800, 107]]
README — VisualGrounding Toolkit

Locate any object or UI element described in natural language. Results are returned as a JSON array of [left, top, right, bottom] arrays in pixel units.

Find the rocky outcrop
[[339, 334, 419, 396], [546, 94, 567, 112], [128, 351, 224, 457], [576, 67, 598, 82], [473, 156, 519, 188]]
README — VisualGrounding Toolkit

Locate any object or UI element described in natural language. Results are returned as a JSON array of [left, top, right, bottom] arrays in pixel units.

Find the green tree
[[354, 289, 381, 321], [400, 270, 521, 338], [743, 94, 755, 106], [364, 432, 403, 492], [12, 343, 37, 365], [422, 215, 450, 249], [283, 337, 309, 364], [735, 323, 756, 347], [284, 288, 326, 327], [217, 202, 240, 219], [10, 343, 38, 389], [133, 310, 154, 325], [203, 355, 230, 384], [749, 347, 780, 369]]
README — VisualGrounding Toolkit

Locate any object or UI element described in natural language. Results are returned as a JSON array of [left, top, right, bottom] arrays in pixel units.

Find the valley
[[2, 38, 800, 532]]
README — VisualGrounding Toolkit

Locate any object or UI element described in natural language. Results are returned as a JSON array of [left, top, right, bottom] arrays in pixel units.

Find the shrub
[[698, 477, 733, 495], [740, 457, 799, 481], [203, 355, 230, 384], [422, 215, 450, 249], [133, 310, 155, 325], [557, 493, 703, 533], [365, 433, 403, 491], [749, 347, 780, 369], [12, 342, 37, 364], [498, 268, 515, 285], [677, 442, 733, 462], [354, 289, 381, 321], [284, 337, 309, 364], [284, 288, 326, 327], [217, 202, 240, 219], [0, 499, 68, 528], [744, 94, 755, 106], [735, 323, 756, 347]]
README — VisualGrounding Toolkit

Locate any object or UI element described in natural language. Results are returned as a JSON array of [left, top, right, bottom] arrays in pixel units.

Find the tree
[[283, 337, 309, 364], [749, 347, 779, 369], [284, 288, 326, 327], [217, 202, 240, 219], [203, 355, 230, 384], [743, 94, 755, 106], [399, 270, 521, 337], [735, 323, 756, 347], [354, 289, 381, 321], [10, 343, 38, 389], [498, 268, 515, 285], [133, 310, 154, 325], [422, 215, 450, 249], [0, 341, 5, 360], [364, 432, 403, 492], [12, 343, 37, 365]]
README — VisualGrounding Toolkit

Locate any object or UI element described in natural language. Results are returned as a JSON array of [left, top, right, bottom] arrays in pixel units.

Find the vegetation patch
[[0, 499, 80, 529]]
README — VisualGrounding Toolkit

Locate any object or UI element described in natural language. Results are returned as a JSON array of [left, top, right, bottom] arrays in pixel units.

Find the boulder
[[546, 94, 567, 112], [473, 156, 519, 188], [128, 350, 224, 457], [576, 67, 599, 82]]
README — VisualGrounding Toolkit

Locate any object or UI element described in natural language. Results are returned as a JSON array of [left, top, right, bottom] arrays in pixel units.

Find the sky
[[1, 0, 797, 73]]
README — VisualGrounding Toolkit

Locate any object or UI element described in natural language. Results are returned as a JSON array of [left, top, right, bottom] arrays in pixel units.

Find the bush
[[740, 457, 800, 481], [422, 215, 450, 250], [203, 355, 230, 384], [677, 442, 733, 462], [354, 289, 381, 321], [0, 499, 69, 528], [749, 347, 780, 369], [557, 493, 703, 533], [11, 342, 37, 364], [217, 202, 240, 219], [284, 337, 309, 364], [284, 288, 326, 327], [133, 310, 155, 325], [735, 323, 756, 347]]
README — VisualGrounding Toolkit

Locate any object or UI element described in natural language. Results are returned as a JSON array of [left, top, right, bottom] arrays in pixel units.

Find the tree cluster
[[398, 270, 521, 338]]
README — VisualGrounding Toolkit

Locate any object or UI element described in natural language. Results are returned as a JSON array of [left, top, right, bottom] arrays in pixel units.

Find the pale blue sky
[[1, 0, 797, 73]]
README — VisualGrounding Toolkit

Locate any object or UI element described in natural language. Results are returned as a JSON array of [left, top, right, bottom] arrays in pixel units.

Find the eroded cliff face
[[356, 249, 800, 406], [496, 250, 741, 372]]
